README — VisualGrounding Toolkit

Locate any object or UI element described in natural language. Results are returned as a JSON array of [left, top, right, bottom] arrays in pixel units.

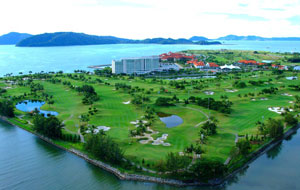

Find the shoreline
[[0, 116, 299, 187]]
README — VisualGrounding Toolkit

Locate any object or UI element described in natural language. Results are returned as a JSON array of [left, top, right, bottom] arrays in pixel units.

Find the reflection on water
[[34, 137, 65, 157], [266, 143, 282, 160], [157, 112, 183, 128], [16, 100, 58, 117]]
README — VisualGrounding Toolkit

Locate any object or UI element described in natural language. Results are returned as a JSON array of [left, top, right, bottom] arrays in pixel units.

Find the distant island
[[189, 36, 209, 41], [0, 32, 32, 45], [16, 32, 221, 47], [216, 35, 300, 41]]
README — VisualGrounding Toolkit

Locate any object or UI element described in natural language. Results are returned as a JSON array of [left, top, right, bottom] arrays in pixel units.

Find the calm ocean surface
[[0, 41, 300, 190], [0, 41, 300, 76]]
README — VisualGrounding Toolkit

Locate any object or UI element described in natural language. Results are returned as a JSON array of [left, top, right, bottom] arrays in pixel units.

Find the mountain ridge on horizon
[[15, 32, 221, 47], [0, 32, 32, 45], [1, 32, 300, 47], [214, 34, 300, 41]]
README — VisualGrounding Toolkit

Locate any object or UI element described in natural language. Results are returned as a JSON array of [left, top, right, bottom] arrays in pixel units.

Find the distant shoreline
[[16, 42, 222, 48]]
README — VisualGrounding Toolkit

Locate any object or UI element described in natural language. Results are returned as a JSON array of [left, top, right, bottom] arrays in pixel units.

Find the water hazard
[[16, 100, 58, 117], [157, 112, 183, 128]]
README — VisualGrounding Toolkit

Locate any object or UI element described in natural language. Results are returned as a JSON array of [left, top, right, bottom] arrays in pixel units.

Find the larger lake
[[0, 41, 300, 76]]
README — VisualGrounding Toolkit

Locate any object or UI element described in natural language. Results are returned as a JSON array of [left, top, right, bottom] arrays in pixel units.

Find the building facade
[[112, 56, 160, 74]]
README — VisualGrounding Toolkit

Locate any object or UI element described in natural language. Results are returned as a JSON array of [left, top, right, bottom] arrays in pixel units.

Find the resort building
[[271, 64, 288, 70], [206, 62, 220, 69], [238, 60, 258, 65], [112, 56, 160, 74], [186, 60, 205, 68], [160, 52, 195, 62], [237, 60, 266, 67]]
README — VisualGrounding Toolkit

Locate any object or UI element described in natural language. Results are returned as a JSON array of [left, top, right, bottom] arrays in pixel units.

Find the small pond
[[16, 100, 58, 117], [157, 112, 183, 128]]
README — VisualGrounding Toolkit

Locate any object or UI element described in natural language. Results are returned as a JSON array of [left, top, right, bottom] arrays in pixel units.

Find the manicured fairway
[[1, 70, 299, 165]]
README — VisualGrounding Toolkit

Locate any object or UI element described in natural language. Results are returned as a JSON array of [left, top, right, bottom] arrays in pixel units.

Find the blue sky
[[0, 0, 300, 39]]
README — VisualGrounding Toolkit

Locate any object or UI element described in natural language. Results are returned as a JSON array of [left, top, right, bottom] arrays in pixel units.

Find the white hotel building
[[112, 56, 160, 74]]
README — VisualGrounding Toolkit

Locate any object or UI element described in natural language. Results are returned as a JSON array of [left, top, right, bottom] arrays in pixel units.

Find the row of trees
[[261, 87, 278, 94], [132, 95, 150, 105], [0, 88, 6, 95], [84, 133, 124, 164], [233, 81, 247, 88], [76, 85, 99, 105], [188, 96, 233, 114], [0, 100, 15, 117], [257, 118, 284, 138], [155, 97, 174, 106], [248, 80, 265, 86], [191, 160, 227, 180], [289, 84, 300, 91], [33, 114, 63, 138], [233, 113, 299, 159], [154, 152, 227, 181]]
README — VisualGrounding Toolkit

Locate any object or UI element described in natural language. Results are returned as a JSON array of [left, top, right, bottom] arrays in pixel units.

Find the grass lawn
[[1, 69, 299, 167]]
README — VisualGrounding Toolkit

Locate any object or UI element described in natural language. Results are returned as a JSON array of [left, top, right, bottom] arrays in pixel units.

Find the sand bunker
[[282, 93, 293, 97], [289, 101, 294, 104], [130, 120, 148, 125], [268, 107, 293, 114], [204, 91, 214, 95], [86, 126, 111, 134], [135, 127, 164, 145], [260, 98, 268, 101], [286, 76, 298, 80], [123, 101, 131, 104], [225, 89, 238, 93], [152, 134, 170, 146]]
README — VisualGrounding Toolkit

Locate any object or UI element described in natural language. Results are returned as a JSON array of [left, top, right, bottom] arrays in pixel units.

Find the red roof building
[[272, 64, 288, 70], [207, 62, 220, 68], [238, 60, 257, 65], [187, 60, 205, 68], [160, 52, 195, 61]]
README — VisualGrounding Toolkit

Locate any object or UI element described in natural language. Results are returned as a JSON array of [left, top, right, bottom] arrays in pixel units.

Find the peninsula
[[0, 50, 299, 186]]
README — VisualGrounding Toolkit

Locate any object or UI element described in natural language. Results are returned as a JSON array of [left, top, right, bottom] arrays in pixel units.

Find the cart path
[[176, 105, 209, 127]]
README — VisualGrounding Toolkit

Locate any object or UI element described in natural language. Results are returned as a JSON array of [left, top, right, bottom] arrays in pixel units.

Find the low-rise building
[[238, 60, 258, 65], [237, 60, 266, 67], [186, 60, 205, 68], [160, 52, 195, 62], [112, 56, 160, 74], [272, 64, 288, 70], [206, 62, 220, 69]]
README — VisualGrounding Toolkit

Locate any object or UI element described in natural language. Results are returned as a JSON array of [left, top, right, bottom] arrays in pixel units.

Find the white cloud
[[0, 0, 300, 38]]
